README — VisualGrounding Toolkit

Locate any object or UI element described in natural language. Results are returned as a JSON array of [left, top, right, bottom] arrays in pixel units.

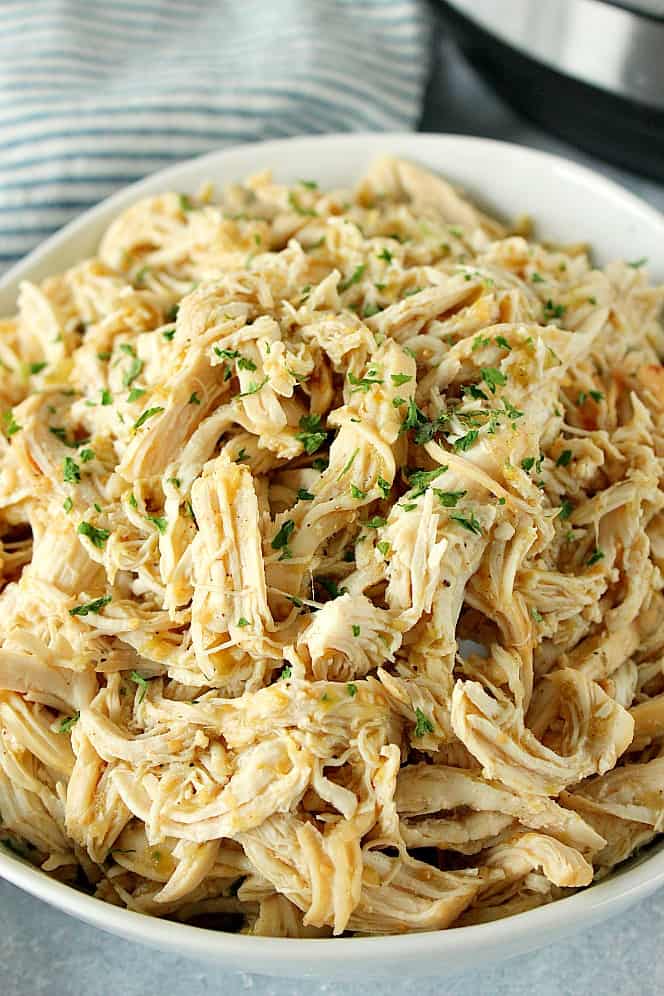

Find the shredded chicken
[[0, 157, 662, 937]]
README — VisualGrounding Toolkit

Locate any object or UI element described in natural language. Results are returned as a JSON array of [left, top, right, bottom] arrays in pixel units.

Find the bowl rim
[[1, 130, 664, 969]]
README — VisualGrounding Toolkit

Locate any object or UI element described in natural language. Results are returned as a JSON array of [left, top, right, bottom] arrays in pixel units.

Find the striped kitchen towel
[[0, 0, 432, 271]]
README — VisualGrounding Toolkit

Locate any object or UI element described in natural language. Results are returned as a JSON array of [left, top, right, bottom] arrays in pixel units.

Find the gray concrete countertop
[[1, 34, 662, 996]]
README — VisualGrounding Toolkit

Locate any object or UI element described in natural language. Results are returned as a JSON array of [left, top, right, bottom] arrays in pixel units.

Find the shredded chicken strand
[[0, 157, 662, 937]]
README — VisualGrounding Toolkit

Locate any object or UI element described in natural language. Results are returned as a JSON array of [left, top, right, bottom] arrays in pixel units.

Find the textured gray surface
[[1, 32, 663, 996]]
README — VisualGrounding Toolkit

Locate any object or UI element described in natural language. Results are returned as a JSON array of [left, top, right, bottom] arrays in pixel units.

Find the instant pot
[[436, 0, 664, 180]]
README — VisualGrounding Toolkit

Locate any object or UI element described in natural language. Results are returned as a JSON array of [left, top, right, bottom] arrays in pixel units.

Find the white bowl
[[1, 133, 663, 979]]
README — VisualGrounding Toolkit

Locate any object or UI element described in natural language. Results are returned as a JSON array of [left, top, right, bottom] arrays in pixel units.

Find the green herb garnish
[[132, 406, 164, 431], [69, 595, 111, 616], [271, 519, 295, 550], [414, 708, 434, 737], [63, 456, 80, 483], [450, 511, 482, 535]]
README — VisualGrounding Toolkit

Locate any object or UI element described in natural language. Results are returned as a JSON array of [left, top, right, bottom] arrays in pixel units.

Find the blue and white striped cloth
[[0, 0, 432, 271]]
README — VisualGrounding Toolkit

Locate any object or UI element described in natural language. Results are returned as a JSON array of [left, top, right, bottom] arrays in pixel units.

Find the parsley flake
[[130, 671, 150, 703], [271, 519, 295, 550], [3, 410, 22, 437], [450, 511, 482, 535], [69, 594, 111, 616], [63, 456, 80, 483], [414, 708, 434, 737], [132, 406, 164, 431], [339, 264, 366, 292], [453, 429, 479, 452], [57, 712, 79, 734], [77, 522, 110, 548], [434, 489, 466, 507], [296, 413, 327, 454], [480, 367, 507, 394]]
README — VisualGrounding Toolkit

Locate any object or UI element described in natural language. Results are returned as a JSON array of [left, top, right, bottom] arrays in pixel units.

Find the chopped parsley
[[337, 447, 359, 479], [559, 499, 573, 520], [280, 664, 293, 680], [495, 335, 511, 351], [472, 334, 490, 352], [530, 607, 544, 623], [237, 356, 257, 371], [414, 708, 434, 737], [100, 388, 112, 406], [339, 264, 366, 292], [57, 711, 79, 734], [367, 516, 386, 529], [391, 373, 412, 386], [63, 496, 73, 513], [297, 488, 315, 501], [271, 519, 295, 550], [296, 413, 327, 454], [317, 577, 346, 599], [123, 355, 143, 388], [299, 179, 318, 189], [63, 456, 80, 484], [556, 449, 572, 467], [587, 547, 605, 566], [347, 682, 358, 697], [350, 484, 366, 500], [27, 361, 47, 376], [130, 671, 150, 703], [69, 594, 111, 616], [128, 493, 138, 509], [503, 399, 524, 423], [628, 257, 647, 269], [237, 617, 250, 628], [377, 540, 390, 556], [238, 377, 268, 398], [352, 624, 361, 637], [407, 466, 447, 497], [434, 489, 466, 507], [127, 387, 145, 403], [521, 457, 536, 472], [179, 193, 193, 212], [589, 390, 604, 402], [132, 406, 164, 431], [80, 448, 94, 463], [188, 392, 201, 405], [162, 327, 176, 341], [480, 367, 507, 394], [531, 272, 545, 283], [77, 522, 110, 548], [453, 429, 479, 452], [3, 410, 22, 437], [348, 370, 383, 392], [147, 515, 167, 534], [543, 299, 566, 321], [450, 511, 482, 535], [377, 248, 393, 263], [377, 476, 391, 498]]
